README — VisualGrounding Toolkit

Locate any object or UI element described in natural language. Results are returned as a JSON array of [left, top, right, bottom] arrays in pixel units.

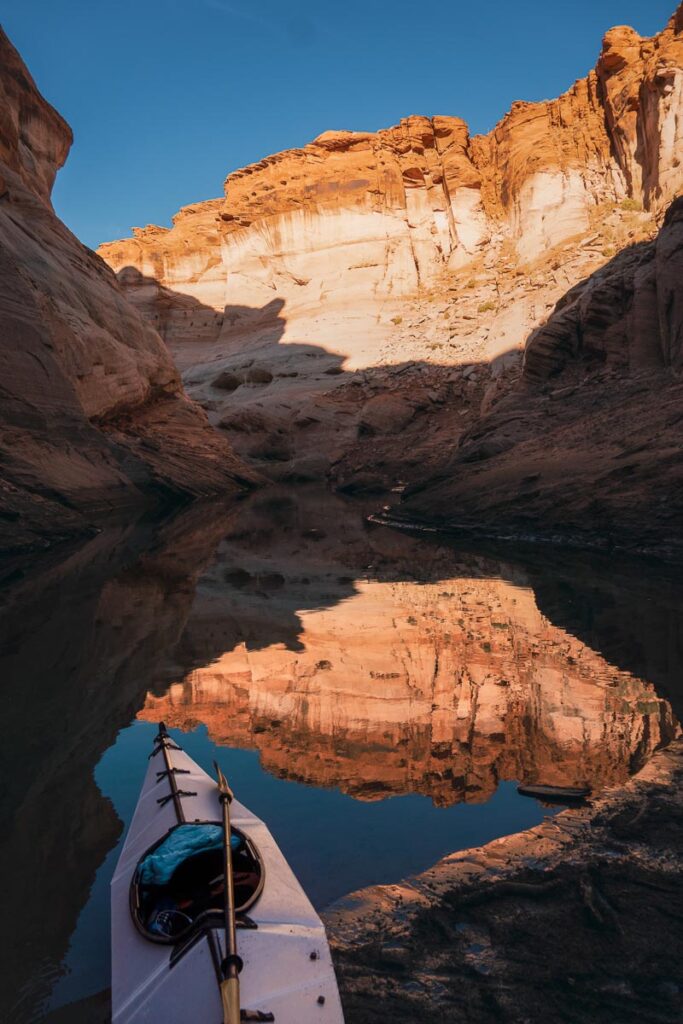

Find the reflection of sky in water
[[50, 719, 552, 1010]]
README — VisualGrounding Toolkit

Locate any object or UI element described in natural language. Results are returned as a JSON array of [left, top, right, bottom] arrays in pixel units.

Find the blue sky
[[4, 0, 675, 249]]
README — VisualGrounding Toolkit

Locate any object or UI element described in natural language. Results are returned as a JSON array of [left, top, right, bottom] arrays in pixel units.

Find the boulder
[[358, 395, 416, 436], [212, 370, 242, 391]]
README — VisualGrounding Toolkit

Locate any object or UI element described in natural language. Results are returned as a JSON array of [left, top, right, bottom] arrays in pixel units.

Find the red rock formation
[[94, 6, 682, 513], [100, 7, 682, 338], [0, 28, 255, 554], [397, 195, 683, 558]]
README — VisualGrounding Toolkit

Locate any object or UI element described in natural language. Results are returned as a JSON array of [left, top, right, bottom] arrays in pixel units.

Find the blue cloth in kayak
[[138, 824, 240, 887]]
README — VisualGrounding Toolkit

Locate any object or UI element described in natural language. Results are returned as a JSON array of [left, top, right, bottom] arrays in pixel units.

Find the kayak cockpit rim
[[129, 820, 265, 945], [132, 722, 265, 947]]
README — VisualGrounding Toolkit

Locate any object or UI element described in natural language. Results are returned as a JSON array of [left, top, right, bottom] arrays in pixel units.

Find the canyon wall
[[397, 195, 683, 557], [95, 5, 683, 538], [100, 7, 683, 354], [0, 28, 254, 555]]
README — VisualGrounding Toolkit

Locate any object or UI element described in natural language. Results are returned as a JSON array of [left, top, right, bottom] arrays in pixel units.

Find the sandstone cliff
[[396, 195, 683, 558], [101, 7, 682, 331], [97, 6, 682, 529], [0, 29, 254, 555]]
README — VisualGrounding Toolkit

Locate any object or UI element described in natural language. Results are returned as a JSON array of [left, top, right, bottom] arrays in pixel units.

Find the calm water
[[1, 487, 681, 1022]]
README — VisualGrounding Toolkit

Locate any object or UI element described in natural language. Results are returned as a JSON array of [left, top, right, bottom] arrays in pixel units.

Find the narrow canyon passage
[[1, 488, 680, 1023]]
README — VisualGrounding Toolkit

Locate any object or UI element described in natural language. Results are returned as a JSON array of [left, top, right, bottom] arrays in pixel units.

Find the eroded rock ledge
[[326, 739, 683, 1023]]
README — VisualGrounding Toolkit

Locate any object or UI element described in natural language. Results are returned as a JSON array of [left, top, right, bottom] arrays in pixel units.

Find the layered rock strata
[[97, 7, 682, 514], [0, 29, 254, 554], [100, 7, 682, 335]]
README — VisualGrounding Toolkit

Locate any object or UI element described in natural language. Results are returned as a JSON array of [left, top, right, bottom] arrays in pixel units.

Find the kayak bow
[[111, 723, 345, 1023]]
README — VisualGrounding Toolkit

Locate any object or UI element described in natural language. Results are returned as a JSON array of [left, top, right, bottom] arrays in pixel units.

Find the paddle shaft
[[220, 972, 240, 1024], [218, 772, 241, 1024]]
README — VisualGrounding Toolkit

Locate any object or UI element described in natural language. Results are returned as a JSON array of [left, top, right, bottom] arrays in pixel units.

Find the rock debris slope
[[398, 195, 683, 558], [0, 28, 254, 555]]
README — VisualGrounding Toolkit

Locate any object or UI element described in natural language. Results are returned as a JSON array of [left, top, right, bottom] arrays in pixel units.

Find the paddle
[[214, 761, 242, 1024]]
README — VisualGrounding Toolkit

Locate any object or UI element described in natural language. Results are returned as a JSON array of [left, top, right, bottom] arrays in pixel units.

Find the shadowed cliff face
[[0, 28, 254, 557], [396, 196, 683, 558], [138, 489, 681, 807]]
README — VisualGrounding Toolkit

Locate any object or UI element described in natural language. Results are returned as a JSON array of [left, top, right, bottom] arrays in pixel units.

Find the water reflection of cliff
[[3, 486, 682, 1021], [140, 491, 681, 806]]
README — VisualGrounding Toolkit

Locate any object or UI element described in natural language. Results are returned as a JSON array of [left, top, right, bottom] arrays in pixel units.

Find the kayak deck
[[111, 727, 344, 1023]]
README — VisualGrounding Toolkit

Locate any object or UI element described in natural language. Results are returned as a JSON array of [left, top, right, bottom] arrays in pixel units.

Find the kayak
[[111, 723, 345, 1023], [517, 783, 591, 803]]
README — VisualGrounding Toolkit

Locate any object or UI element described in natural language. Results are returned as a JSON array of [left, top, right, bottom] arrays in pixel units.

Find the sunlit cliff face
[[139, 566, 678, 806]]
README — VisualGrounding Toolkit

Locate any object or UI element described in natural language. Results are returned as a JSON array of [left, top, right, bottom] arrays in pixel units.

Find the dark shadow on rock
[[116, 266, 288, 357], [115, 217, 683, 565], [393, 209, 683, 560], [113, 265, 524, 496]]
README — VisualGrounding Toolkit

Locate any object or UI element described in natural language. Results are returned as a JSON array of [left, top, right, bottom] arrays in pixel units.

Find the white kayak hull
[[111, 728, 345, 1023]]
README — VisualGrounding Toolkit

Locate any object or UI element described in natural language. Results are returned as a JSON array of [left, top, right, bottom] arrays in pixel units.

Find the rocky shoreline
[[326, 739, 683, 1023]]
